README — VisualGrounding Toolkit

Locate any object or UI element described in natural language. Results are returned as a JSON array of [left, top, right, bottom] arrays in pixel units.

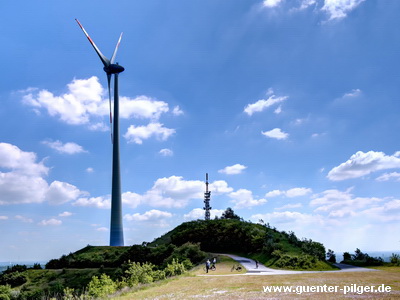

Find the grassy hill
[[1, 218, 336, 299], [150, 218, 333, 270]]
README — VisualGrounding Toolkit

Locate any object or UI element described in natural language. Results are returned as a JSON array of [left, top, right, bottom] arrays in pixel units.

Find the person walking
[[205, 259, 211, 273]]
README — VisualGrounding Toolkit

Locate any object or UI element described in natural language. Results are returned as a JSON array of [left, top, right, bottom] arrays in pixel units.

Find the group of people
[[205, 257, 217, 273]]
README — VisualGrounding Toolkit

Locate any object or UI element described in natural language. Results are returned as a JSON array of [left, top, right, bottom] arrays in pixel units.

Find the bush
[[275, 255, 317, 269], [164, 258, 186, 277], [0, 285, 11, 300], [124, 262, 156, 286], [0, 271, 27, 287], [87, 274, 117, 299], [390, 253, 400, 266]]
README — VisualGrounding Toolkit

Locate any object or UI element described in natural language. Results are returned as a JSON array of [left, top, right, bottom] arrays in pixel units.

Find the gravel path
[[212, 254, 380, 276]]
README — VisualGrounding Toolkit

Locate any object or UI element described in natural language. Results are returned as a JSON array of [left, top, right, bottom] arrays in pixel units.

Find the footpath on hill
[[199, 254, 379, 276]]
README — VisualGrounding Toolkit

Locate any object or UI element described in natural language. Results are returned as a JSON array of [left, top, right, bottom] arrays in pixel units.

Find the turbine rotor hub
[[104, 64, 125, 74]]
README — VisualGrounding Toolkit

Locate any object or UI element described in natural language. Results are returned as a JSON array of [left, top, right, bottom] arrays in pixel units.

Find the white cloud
[[327, 151, 400, 181], [74, 176, 232, 210], [42, 140, 87, 154], [45, 181, 84, 205], [159, 148, 173, 157], [39, 218, 62, 226], [322, 0, 366, 20], [73, 196, 111, 209], [172, 106, 184, 116], [229, 189, 267, 209], [124, 209, 172, 222], [310, 188, 382, 218], [209, 180, 234, 194], [376, 172, 400, 182], [124, 123, 175, 144], [15, 215, 33, 223], [218, 164, 247, 175], [244, 95, 288, 116], [86, 167, 94, 173], [0, 143, 48, 176], [22, 77, 175, 127], [119, 95, 169, 120], [261, 128, 289, 140], [96, 227, 108, 232], [184, 208, 225, 221], [275, 203, 303, 210], [362, 199, 400, 222], [343, 88, 362, 98], [265, 187, 312, 198], [261, 0, 365, 21], [251, 211, 317, 225], [0, 216, 8, 220], [59, 211, 73, 217], [263, 0, 283, 7], [0, 141, 87, 208]]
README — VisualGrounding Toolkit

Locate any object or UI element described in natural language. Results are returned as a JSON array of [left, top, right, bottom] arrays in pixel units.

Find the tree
[[221, 207, 240, 220], [326, 249, 336, 263]]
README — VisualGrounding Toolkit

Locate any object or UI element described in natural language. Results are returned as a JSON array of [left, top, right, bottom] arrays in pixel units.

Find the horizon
[[1, 0, 400, 261]]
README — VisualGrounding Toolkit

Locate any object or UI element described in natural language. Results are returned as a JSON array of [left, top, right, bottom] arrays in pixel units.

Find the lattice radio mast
[[203, 173, 211, 220]]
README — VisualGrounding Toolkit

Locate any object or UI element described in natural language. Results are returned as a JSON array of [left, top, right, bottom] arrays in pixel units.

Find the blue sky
[[1, 0, 400, 261]]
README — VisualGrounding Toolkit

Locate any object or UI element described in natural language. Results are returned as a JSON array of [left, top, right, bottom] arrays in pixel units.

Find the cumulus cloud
[[124, 209, 172, 222], [263, 0, 283, 7], [59, 211, 73, 217], [376, 172, 400, 182], [261, 0, 365, 21], [0, 143, 83, 205], [73, 176, 233, 210], [310, 188, 382, 218], [261, 128, 289, 140], [266, 187, 312, 198], [159, 148, 173, 157], [45, 181, 84, 205], [218, 164, 247, 175], [42, 140, 87, 154], [172, 106, 184, 116], [327, 151, 400, 181], [251, 211, 318, 225], [184, 208, 225, 221], [124, 123, 175, 144], [22, 77, 180, 135], [244, 94, 288, 116], [322, 0, 366, 20], [38, 218, 62, 226], [229, 189, 267, 209], [73, 196, 111, 209]]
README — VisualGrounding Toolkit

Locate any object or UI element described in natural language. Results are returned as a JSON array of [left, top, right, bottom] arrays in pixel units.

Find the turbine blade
[[110, 33, 123, 64], [107, 74, 113, 144], [75, 19, 110, 67]]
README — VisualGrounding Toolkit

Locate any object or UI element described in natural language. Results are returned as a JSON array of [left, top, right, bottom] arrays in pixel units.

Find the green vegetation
[[341, 248, 384, 267], [6, 212, 391, 299]]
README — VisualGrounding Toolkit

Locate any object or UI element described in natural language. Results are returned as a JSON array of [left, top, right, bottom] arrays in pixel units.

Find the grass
[[114, 261, 400, 299]]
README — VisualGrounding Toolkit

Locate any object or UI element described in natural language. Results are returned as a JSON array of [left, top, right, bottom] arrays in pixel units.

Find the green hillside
[[1, 218, 337, 299], [150, 218, 332, 270]]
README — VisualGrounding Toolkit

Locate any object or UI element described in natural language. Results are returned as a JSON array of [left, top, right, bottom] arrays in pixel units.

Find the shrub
[[0, 285, 11, 300], [164, 258, 186, 277], [87, 274, 117, 299], [390, 253, 400, 266], [0, 271, 27, 287], [124, 262, 155, 286]]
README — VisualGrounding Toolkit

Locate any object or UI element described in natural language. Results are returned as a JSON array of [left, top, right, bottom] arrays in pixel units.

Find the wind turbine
[[76, 19, 124, 246]]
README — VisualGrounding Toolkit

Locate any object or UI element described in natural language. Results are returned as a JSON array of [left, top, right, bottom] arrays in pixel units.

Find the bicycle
[[231, 264, 242, 272], [203, 264, 216, 272]]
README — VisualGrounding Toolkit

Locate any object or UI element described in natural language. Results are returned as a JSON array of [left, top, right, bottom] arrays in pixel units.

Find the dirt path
[[205, 254, 380, 276]]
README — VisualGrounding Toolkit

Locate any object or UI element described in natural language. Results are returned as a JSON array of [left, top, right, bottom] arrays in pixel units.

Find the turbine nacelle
[[104, 63, 125, 74]]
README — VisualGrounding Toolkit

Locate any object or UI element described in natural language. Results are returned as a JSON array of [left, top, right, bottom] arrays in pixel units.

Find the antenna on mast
[[203, 173, 211, 221]]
